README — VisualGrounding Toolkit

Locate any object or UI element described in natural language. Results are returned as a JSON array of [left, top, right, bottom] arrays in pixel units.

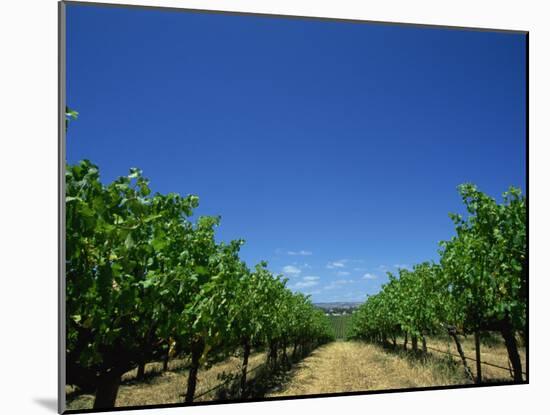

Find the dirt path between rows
[[67, 339, 520, 410], [267, 341, 465, 397]]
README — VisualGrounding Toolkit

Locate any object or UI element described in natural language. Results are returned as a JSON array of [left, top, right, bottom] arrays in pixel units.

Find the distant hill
[[314, 302, 363, 311]]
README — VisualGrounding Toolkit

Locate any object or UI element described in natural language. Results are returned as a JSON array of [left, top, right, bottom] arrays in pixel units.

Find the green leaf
[[124, 233, 135, 249]]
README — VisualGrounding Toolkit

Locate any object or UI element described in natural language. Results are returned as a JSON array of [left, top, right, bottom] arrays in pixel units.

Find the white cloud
[[292, 276, 320, 289], [362, 273, 378, 280], [289, 275, 321, 290], [323, 279, 354, 290], [337, 271, 351, 276], [282, 265, 301, 276], [287, 250, 312, 256], [295, 280, 319, 288], [377, 264, 389, 271], [326, 261, 346, 269]]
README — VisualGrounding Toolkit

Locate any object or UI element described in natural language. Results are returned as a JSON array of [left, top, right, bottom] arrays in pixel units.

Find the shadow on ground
[[379, 341, 517, 384], [212, 349, 317, 401], [34, 398, 57, 413]]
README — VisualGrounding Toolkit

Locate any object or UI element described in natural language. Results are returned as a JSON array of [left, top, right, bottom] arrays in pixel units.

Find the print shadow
[[33, 397, 58, 413]]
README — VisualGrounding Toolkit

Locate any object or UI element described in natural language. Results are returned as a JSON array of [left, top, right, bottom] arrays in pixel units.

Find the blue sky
[[66, 4, 526, 303]]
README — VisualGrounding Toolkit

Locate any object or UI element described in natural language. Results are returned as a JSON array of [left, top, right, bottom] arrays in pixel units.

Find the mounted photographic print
[[59, 1, 528, 413]]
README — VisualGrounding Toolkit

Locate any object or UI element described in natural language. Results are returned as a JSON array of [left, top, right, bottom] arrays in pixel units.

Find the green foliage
[[65, 106, 79, 130], [66, 160, 333, 399], [440, 184, 526, 332], [66, 160, 200, 386], [328, 314, 353, 339]]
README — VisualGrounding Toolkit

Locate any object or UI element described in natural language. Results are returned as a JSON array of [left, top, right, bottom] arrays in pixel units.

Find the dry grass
[[422, 334, 527, 382], [66, 335, 526, 409], [267, 341, 466, 398], [66, 352, 267, 411]]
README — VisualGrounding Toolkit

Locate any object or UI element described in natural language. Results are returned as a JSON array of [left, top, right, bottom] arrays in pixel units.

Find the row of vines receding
[[349, 184, 526, 383], [66, 158, 334, 408]]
